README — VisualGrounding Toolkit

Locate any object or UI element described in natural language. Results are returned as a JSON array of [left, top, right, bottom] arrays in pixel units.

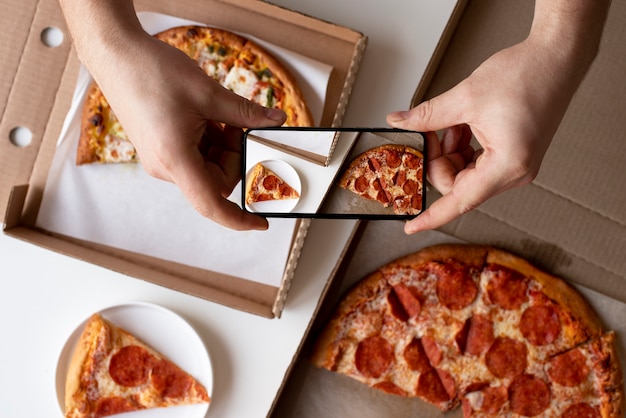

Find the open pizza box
[[0, 0, 367, 319], [270, 0, 626, 416]]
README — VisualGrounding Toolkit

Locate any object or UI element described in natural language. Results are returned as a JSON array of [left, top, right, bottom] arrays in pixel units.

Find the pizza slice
[[64, 313, 209, 418], [338, 144, 424, 216], [245, 162, 299, 204]]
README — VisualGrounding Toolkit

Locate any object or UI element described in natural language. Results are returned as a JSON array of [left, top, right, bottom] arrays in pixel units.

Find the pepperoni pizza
[[337, 144, 424, 216], [64, 313, 209, 418], [311, 244, 624, 417]]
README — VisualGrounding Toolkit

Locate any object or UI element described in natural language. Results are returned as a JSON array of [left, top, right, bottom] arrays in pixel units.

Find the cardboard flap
[[413, 0, 626, 302], [0, 0, 71, 219]]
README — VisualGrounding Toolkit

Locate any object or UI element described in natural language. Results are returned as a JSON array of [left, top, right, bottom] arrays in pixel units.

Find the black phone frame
[[241, 127, 427, 220]]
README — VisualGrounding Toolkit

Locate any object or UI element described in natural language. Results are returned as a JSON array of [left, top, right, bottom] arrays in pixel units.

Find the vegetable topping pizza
[[77, 25, 313, 165]]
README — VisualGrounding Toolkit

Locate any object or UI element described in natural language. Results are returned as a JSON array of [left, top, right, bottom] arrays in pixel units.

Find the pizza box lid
[[0, 0, 367, 318], [271, 0, 626, 416], [410, 0, 626, 304]]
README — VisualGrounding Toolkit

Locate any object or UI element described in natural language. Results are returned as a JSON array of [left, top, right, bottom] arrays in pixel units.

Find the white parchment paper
[[36, 12, 333, 287]]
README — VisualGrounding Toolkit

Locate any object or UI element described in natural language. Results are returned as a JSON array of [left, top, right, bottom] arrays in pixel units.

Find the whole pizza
[[77, 25, 313, 165], [311, 244, 624, 417]]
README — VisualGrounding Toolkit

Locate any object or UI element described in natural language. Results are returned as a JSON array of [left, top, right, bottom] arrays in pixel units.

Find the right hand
[[94, 33, 286, 231]]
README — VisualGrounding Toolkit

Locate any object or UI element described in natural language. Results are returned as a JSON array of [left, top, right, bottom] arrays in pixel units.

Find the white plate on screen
[[55, 301, 212, 417], [245, 160, 302, 213]]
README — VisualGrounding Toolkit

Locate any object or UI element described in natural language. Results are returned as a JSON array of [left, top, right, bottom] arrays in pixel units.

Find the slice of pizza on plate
[[245, 161, 300, 204], [64, 313, 209, 418]]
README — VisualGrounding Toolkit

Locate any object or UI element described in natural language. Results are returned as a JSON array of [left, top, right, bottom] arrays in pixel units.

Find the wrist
[[528, 1, 610, 71]]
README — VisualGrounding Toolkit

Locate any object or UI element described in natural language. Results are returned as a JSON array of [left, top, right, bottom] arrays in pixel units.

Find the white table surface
[[0, 1, 459, 417]]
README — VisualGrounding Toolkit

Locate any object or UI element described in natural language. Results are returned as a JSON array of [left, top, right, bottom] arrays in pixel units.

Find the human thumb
[[386, 88, 463, 132], [207, 84, 287, 128]]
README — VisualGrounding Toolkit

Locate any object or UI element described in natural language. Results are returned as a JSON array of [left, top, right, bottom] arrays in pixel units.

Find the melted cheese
[[224, 65, 259, 99]]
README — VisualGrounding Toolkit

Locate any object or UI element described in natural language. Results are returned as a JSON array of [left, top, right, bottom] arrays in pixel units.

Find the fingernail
[[264, 107, 287, 122], [388, 111, 409, 123]]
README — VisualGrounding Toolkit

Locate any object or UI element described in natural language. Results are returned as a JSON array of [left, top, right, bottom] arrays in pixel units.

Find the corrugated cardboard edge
[[273, 218, 311, 318], [268, 219, 362, 415], [410, 0, 469, 106]]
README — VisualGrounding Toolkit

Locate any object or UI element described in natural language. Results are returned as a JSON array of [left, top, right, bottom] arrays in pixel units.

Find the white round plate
[[56, 301, 212, 418], [246, 159, 301, 213]]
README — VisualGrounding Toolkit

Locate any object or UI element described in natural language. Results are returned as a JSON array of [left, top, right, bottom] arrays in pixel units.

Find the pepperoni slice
[[508, 374, 551, 416], [108, 345, 154, 387], [403, 338, 431, 373], [465, 381, 490, 393], [387, 289, 409, 322], [465, 315, 495, 356], [437, 369, 457, 399], [393, 284, 421, 318], [373, 381, 408, 397], [421, 336, 443, 367], [415, 368, 450, 404], [151, 359, 193, 398], [384, 149, 402, 168], [479, 385, 508, 414], [393, 170, 406, 186], [354, 176, 369, 193], [95, 397, 138, 416], [520, 304, 561, 346], [485, 337, 527, 379], [404, 152, 422, 169], [373, 179, 390, 204], [262, 175, 279, 190], [432, 261, 478, 310], [561, 403, 601, 418], [402, 179, 419, 195], [485, 264, 528, 310], [355, 336, 395, 378], [368, 156, 382, 171], [411, 194, 422, 211], [547, 348, 590, 387]]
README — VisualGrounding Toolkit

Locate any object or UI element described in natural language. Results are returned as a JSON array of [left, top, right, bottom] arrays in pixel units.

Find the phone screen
[[241, 127, 426, 219]]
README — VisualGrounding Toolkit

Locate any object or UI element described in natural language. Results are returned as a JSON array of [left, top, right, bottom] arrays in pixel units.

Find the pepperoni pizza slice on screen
[[337, 144, 424, 216], [310, 244, 625, 417], [245, 162, 299, 204], [64, 313, 209, 418]]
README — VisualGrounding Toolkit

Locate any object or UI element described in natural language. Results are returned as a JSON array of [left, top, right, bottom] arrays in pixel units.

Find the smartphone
[[241, 127, 426, 220]]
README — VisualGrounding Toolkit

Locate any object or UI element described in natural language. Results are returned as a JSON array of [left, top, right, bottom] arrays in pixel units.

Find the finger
[[387, 86, 466, 132], [405, 159, 510, 234], [440, 125, 476, 172], [171, 150, 268, 231], [216, 148, 244, 195], [204, 83, 286, 128]]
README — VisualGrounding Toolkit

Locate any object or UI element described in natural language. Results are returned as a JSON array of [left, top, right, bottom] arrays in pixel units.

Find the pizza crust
[[65, 314, 107, 416], [595, 332, 625, 418]]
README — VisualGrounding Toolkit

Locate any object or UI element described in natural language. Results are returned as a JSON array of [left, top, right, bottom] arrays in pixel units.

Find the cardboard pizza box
[[270, 0, 626, 416], [0, 0, 367, 318]]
